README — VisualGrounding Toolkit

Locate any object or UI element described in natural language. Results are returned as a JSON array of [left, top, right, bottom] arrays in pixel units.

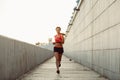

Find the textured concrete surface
[[0, 35, 53, 80], [64, 0, 120, 80], [17, 56, 108, 80]]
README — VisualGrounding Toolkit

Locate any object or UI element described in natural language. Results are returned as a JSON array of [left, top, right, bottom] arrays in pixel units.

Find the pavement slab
[[17, 56, 109, 80]]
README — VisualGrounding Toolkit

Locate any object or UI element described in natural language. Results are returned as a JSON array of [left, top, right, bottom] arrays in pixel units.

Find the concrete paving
[[17, 56, 109, 80]]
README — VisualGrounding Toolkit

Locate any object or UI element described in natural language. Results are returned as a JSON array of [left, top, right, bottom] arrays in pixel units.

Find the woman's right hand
[[53, 42, 56, 45]]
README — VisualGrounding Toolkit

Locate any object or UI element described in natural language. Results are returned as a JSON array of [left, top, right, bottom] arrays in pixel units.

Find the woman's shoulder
[[60, 33, 65, 37], [54, 34, 57, 37], [54, 33, 65, 37]]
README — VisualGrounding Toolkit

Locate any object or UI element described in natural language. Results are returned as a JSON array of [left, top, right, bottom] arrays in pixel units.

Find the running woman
[[53, 26, 64, 74]]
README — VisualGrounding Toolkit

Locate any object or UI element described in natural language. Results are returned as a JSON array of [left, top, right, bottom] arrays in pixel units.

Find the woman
[[53, 26, 64, 74]]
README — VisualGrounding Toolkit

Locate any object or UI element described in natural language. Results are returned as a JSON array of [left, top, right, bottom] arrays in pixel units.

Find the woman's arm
[[61, 34, 64, 44], [53, 42, 56, 45]]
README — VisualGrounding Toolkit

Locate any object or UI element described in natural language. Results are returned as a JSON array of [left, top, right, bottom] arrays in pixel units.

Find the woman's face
[[56, 27, 61, 33]]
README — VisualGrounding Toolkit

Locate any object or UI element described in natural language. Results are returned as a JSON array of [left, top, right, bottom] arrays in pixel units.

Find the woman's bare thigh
[[54, 52, 59, 60]]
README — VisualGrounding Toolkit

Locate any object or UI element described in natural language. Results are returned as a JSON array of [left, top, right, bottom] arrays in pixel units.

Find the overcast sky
[[0, 0, 77, 44]]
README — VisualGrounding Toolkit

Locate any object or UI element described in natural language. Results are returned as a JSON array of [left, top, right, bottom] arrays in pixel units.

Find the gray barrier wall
[[64, 0, 120, 80], [0, 35, 53, 80]]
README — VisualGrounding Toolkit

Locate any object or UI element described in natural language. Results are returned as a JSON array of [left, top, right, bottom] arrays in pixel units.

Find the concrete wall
[[0, 35, 53, 80], [40, 43, 54, 51], [64, 0, 120, 80]]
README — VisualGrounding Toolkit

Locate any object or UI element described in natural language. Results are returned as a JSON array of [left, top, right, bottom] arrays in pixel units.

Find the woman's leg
[[59, 53, 62, 61], [54, 52, 60, 71], [59, 53, 62, 66]]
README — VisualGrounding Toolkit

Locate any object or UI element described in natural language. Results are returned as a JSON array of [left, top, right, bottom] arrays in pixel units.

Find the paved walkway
[[17, 56, 109, 80]]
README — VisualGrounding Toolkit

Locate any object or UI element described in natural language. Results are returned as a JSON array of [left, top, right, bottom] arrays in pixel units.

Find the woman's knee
[[56, 58, 60, 61]]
